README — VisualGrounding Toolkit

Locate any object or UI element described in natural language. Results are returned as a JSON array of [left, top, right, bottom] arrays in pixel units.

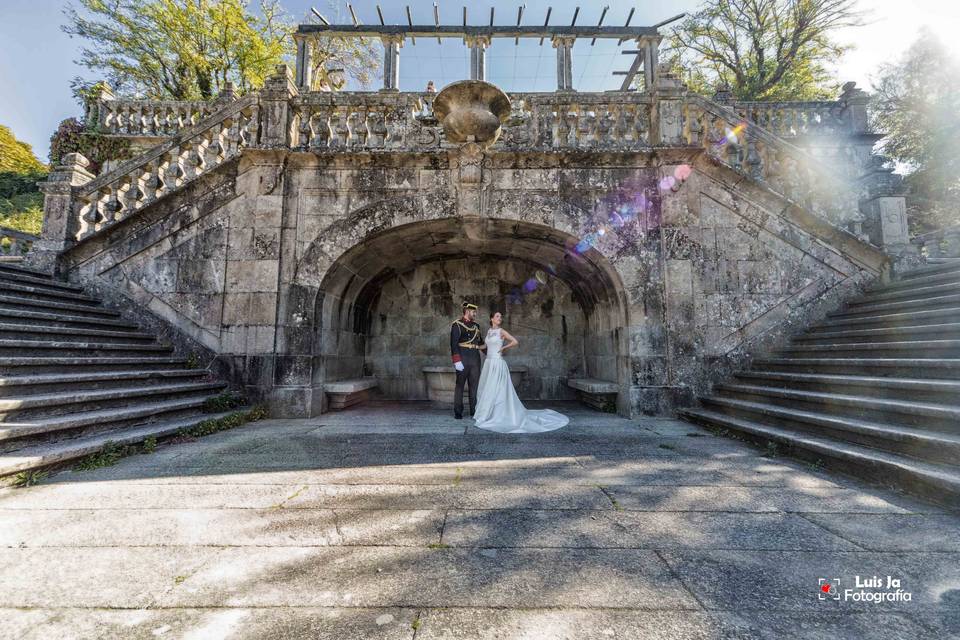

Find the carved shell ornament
[[432, 80, 512, 149]]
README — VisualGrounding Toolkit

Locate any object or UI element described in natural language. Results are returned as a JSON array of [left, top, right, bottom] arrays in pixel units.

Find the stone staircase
[[0, 260, 238, 479], [680, 260, 960, 509]]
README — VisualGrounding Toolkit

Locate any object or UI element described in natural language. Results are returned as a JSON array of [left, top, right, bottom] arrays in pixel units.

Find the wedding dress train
[[472, 327, 569, 434]]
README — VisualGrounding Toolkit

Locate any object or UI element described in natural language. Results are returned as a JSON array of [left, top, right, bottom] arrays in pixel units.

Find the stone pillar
[[652, 64, 686, 146], [84, 83, 114, 130], [860, 156, 911, 257], [294, 35, 313, 91], [839, 81, 870, 135], [641, 36, 661, 93], [466, 35, 491, 81], [260, 65, 298, 149], [381, 35, 403, 91], [552, 36, 575, 91], [27, 153, 96, 273]]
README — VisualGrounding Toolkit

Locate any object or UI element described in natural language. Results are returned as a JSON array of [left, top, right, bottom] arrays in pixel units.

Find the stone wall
[[59, 146, 887, 418], [362, 257, 586, 401]]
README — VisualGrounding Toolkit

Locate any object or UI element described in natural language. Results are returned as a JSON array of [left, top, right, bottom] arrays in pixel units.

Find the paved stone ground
[[2, 401, 959, 639]]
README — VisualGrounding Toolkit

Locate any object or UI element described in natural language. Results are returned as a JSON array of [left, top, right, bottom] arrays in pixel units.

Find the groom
[[450, 301, 485, 419]]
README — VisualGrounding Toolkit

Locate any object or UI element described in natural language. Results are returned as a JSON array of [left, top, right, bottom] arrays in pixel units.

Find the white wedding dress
[[473, 328, 569, 434]]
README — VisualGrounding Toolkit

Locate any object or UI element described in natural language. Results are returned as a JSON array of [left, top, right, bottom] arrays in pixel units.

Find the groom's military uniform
[[450, 304, 484, 418]]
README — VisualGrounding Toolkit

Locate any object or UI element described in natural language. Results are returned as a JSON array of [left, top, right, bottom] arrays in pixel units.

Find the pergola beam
[[297, 24, 660, 39]]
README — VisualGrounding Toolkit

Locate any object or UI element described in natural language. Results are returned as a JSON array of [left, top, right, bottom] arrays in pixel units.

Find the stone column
[[27, 153, 96, 273], [260, 65, 298, 149], [381, 34, 403, 91], [84, 83, 114, 130], [860, 156, 911, 257], [552, 36, 576, 91], [652, 64, 686, 146], [294, 35, 314, 91], [641, 36, 661, 93], [466, 35, 491, 81]]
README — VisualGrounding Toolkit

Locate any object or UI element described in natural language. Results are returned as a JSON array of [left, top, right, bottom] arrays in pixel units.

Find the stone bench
[[423, 365, 527, 403], [567, 378, 619, 412], [323, 378, 379, 410]]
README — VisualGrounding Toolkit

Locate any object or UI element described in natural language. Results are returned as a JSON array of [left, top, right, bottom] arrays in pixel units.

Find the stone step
[[0, 339, 173, 358], [0, 380, 226, 423], [0, 395, 225, 453], [0, 409, 244, 478], [896, 260, 960, 281], [0, 262, 54, 280], [0, 270, 84, 294], [780, 339, 960, 358], [750, 357, 960, 379], [714, 382, 960, 431], [0, 306, 139, 330], [0, 369, 207, 397], [0, 321, 157, 344], [679, 408, 960, 510], [0, 356, 189, 375], [865, 269, 960, 294], [811, 306, 960, 332], [700, 396, 960, 465], [0, 281, 102, 306], [794, 322, 960, 344], [0, 293, 121, 319], [848, 281, 960, 306], [734, 370, 960, 403], [828, 292, 960, 318]]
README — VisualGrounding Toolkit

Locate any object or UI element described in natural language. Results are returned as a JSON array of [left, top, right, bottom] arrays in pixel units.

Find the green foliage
[[74, 440, 136, 471], [203, 391, 246, 413], [870, 31, 960, 234], [0, 125, 48, 175], [142, 436, 158, 454], [184, 352, 202, 369], [12, 470, 48, 488], [61, 1, 378, 101], [666, 0, 864, 100], [0, 125, 47, 236], [178, 405, 267, 438], [48, 117, 131, 173]]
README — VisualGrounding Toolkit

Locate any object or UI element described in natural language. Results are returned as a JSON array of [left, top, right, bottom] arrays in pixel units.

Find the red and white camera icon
[[818, 578, 841, 600]]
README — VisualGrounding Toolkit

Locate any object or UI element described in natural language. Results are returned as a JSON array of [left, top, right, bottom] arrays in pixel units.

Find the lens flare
[[674, 164, 692, 181], [534, 270, 547, 284], [523, 278, 539, 293], [659, 176, 676, 191]]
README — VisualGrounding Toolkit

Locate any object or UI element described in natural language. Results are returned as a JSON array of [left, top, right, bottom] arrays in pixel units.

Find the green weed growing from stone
[[141, 436, 157, 454], [73, 441, 137, 471], [184, 352, 201, 369], [762, 441, 780, 458], [11, 470, 47, 488], [202, 391, 246, 413], [411, 618, 422, 631], [427, 543, 450, 549]]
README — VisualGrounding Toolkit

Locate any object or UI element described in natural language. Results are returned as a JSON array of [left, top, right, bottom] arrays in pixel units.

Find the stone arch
[[277, 197, 637, 417]]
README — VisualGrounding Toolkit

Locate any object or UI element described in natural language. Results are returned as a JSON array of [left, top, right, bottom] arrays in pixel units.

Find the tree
[[870, 30, 960, 234], [63, 0, 290, 100], [0, 125, 47, 236], [666, 0, 864, 101]]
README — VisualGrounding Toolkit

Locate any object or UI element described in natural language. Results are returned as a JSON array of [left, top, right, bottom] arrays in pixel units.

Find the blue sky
[[1, 0, 957, 162]]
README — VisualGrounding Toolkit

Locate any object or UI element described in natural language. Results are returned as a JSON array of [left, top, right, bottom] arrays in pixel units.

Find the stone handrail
[[290, 91, 655, 151], [912, 225, 960, 259], [723, 100, 848, 138], [683, 95, 861, 228], [74, 94, 259, 241], [94, 98, 225, 137], [0, 226, 37, 256]]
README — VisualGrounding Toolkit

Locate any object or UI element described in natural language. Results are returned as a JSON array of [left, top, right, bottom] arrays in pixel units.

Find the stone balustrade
[[912, 225, 960, 260], [51, 73, 889, 247], [94, 98, 222, 138], [0, 226, 36, 257], [683, 96, 860, 227], [723, 101, 849, 139], [289, 91, 655, 151], [74, 95, 259, 240]]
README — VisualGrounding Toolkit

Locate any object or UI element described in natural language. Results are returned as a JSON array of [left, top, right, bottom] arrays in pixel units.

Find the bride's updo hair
[[489, 310, 501, 330]]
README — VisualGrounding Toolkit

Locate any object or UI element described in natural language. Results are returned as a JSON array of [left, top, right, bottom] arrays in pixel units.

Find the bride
[[472, 311, 570, 434]]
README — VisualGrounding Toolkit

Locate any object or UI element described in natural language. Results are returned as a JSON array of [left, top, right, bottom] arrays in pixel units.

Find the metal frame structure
[[294, 5, 682, 93]]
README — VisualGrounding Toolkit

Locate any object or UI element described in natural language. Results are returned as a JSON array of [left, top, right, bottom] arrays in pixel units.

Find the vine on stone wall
[[49, 117, 131, 174]]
